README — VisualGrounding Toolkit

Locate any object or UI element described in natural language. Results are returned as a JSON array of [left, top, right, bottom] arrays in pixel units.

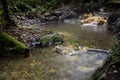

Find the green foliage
[[6, 0, 85, 12], [111, 36, 120, 60], [7, 0, 40, 13]]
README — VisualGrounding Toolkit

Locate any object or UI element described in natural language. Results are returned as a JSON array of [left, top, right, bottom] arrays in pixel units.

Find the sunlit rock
[[80, 14, 107, 26], [79, 13, 93, 19]]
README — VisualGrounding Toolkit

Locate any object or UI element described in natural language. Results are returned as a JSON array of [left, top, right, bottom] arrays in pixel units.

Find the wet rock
[[31, 38, 41, 49], [26, 37, 41, 50]]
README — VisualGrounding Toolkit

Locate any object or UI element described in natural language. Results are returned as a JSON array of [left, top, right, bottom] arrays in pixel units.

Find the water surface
[[0, 20, 112, 80], [40, 20, 112, 49]]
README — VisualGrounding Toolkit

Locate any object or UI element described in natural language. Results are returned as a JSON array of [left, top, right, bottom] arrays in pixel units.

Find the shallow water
[[40, 19, 112, 49], [0, 20, 112, 80]]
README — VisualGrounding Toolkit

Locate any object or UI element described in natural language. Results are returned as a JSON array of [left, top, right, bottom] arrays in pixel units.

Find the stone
[[97, 19, 106, 25], [44, 12, 51, 17], [80, 15, 106, 25], [41, 33, 64, 47]]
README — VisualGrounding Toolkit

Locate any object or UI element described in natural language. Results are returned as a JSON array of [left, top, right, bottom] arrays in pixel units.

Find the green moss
[[0, 32, 29, 56], [41, 34, 63, 46]]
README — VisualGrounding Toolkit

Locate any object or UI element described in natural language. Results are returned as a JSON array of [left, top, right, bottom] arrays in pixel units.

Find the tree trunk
[[0, 0, 16, 27], [1, 0, 10, 23]]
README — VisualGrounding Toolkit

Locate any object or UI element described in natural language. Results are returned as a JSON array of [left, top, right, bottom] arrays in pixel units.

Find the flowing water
[[0, 19, 112, 80]]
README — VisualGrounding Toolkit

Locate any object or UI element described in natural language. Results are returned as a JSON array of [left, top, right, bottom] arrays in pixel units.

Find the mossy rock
[[0, 32, 30, 57], [41, 34, 64, 47]]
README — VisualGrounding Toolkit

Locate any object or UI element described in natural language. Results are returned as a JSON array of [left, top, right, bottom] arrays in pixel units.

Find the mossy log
[[0, 32, 30, 57]]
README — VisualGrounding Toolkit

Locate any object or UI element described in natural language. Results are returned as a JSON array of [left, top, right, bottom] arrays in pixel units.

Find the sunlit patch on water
[[54, 46, 109, 80]]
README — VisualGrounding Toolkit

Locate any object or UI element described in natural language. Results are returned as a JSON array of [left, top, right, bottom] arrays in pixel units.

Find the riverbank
[[0, 7, 110, 55], [92, 12, 120, 80], [14, 6, 80, 27]]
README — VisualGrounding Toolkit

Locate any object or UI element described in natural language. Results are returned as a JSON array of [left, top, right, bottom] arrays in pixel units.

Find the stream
[[0, 19, 112, 80]]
